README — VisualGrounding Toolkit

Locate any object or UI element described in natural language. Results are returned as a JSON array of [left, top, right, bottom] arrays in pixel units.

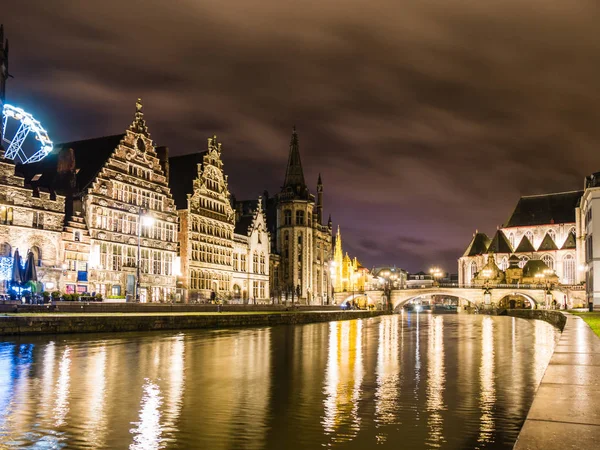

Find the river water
[[0, 314, 559, 449]]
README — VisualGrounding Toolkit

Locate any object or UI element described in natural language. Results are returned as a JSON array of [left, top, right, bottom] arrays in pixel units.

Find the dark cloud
[[4, 0, 600, 272]]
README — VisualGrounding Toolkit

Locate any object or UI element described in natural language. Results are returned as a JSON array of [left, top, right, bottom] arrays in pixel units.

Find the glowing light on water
[[54, 347, 71, 427], [130, 379, 163, 450]]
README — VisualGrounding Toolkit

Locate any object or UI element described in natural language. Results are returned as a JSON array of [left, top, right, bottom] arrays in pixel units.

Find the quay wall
[[505, 309, 567, 331], [0, 310, 389, 336]]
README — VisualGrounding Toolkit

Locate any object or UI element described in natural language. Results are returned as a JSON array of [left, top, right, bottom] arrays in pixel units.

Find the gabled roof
[[168, 152, 206, 210], [462, 232, 490, 257], [515, 235, 536, 253], [17, 134, 125, 195], [504, 191, 583, 227], [538, 233, 558, 251], [561, 232, 577, 250], [522, 259, 551, 277], [487, 230, 513, 254]]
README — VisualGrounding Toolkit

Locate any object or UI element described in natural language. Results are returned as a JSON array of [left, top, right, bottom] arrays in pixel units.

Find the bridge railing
[[363, 283, 586, 291]]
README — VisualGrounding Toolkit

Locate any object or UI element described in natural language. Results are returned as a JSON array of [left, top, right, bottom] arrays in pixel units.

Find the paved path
[[514, 312, 600, 449]]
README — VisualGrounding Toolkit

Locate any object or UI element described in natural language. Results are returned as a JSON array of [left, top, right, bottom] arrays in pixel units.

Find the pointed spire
[[282, 126, 307, 194], [129, 98, 149, 137], [318, 173, 322, 186]]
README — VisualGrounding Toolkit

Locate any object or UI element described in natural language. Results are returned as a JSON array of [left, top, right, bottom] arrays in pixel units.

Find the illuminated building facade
[[169, 137, 270, 302], [0, 147, 65, 291], [458, 191, 584, 287], [275, 128, 332, 304], [331, 225, 370, 293], [22, 100, 179, 300]]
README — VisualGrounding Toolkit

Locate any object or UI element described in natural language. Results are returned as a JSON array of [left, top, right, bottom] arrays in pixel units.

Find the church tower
[[277, 127, 314, 302], [333, 225, 343, 292], [0, 25, 8, 146]]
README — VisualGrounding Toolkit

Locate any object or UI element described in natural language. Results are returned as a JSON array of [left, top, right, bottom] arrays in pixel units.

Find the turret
[[280, 126, 309, 199], [316, 173, 323, 224]]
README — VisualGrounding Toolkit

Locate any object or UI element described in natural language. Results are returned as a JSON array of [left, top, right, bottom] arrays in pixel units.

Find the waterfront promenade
[[514, 312, 600, 449]]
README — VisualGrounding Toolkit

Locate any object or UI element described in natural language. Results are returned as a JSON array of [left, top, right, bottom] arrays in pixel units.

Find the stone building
[[0, 148, 65, 293], [459, 191, 583, 287], [169, 136, 270, 302], [21, 100, 179, 301], [275, 128, 332, 304]]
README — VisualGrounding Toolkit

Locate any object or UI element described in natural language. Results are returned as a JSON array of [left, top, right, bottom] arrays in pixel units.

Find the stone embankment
[[0, 310, 388, 336], [505, 309, 567, 331], [513, 312, 600, 450]]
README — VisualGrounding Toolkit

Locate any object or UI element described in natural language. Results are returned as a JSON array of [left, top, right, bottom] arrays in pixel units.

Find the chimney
[[155, 146, 170, 184]]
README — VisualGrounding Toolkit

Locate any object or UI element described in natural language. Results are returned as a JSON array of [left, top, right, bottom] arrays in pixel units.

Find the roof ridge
[[520, 190, 583, 198], [56, 134, 125, 147]]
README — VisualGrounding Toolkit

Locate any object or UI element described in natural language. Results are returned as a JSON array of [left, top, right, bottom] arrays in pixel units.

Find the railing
[[362, 283, 586, 291]]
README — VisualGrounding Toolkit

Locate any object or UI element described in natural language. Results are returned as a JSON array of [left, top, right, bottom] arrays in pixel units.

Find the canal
[[0, 314, 559, 449]]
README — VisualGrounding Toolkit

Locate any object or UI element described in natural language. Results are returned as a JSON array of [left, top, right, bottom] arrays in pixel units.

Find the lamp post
[[429, 267, 443, 286], [136, 209, 154, 303]]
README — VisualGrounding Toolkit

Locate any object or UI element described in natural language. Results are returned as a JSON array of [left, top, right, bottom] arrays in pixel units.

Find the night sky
[[4, 1, 600, 273]]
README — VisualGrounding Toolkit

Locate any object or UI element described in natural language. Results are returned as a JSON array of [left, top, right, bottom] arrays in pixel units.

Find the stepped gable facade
[[20, 100, 179, 300], [169, 136, 270, 302]]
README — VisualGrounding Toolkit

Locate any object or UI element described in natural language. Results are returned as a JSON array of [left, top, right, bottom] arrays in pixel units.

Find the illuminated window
[[542, 254, 554, 270], [563, 254, 575, 284], [31, 246, 42, 267]]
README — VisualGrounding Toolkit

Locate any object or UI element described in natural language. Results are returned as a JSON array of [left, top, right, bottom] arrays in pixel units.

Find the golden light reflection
[[478, 317, 496, 444], [54, 347, 71, 428], [426, 315, 446, 447], [375, 316, 400, 438], [39, 342, 56, 416], [83, 345, 107, 448], [130, 379, 163, 450], [163, 334, 185, 441], [322, 319, 364, 443], [533, 320, 556, 384]]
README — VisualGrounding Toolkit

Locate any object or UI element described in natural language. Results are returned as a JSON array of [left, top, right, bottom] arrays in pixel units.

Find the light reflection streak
[[426, 315, 446, 447], [375, 316, 400, 438], [533, 320, 555, 384], [130, 379, 163, 450], [163, 334, 185, 441], [54, 347, 71, 427], [322, 319, 364, 443], [83, 345, 107, 448], [39, 342, 56, 416], [478, 317, 496, 445]]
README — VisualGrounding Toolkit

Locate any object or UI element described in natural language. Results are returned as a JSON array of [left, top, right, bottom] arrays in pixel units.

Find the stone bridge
[[333, 284, 586, 310]]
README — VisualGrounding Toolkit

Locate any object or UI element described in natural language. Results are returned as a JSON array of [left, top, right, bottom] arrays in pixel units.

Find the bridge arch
[[340, 292, 379, 309], [497, 292, 537, 309], [391, 290, 479, 311]]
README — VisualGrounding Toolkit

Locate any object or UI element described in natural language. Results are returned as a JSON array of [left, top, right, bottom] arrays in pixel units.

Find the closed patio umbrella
[[11, 249, 23, 286], [23, 251, 37, 284]]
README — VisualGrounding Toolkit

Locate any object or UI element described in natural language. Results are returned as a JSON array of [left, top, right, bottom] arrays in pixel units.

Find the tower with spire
[[276, 127, 332, 304]]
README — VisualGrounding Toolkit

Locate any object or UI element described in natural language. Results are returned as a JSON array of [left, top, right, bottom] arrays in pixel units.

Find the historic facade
[[459, 191, 584, 288], [169, 136, 270, 303], [20, 100, 179, 301], [275, 128, 332, 304], [0, 148, 65, 292]]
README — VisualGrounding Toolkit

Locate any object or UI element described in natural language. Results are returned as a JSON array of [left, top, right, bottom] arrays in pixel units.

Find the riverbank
[[0, 310, 389, 336], [513, 312, 600, 450]]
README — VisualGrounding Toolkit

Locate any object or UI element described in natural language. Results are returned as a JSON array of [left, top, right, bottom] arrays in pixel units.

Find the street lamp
[[136, 209, 154, 303], [429, 267, 443, 286]]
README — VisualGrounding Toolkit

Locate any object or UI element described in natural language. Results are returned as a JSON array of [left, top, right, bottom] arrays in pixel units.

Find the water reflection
[[322, 319, 364, 444], [426, 315, 446, 447], [0, 315, 560, 450], [478, 316, 496, 445]]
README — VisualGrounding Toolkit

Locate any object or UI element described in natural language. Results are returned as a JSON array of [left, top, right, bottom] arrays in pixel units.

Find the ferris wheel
[[1, 104, 53, 164]]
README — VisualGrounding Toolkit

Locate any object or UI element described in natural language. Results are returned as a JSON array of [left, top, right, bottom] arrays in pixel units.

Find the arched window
[[548, 229, 556, 242], [519, 255, 529, 269], [568, 226, 576, 237], [541, 254, 555, 271], [0, 243, 10, 257], [525, 230, 534, 245], [469, 261, 477, 284], [563, 254, 576, 285], [30, 246, 42, 267], [499, 256, 508, 271]]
